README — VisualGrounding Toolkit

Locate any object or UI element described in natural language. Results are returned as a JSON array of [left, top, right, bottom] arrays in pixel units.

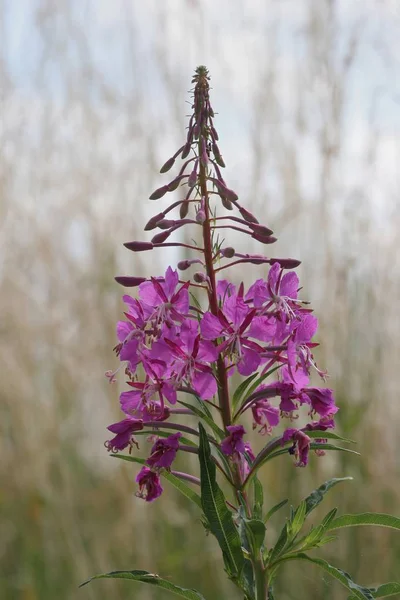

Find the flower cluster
[[106, 66, 338, 501]]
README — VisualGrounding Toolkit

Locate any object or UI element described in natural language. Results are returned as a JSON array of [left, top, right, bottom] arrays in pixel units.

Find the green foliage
[[197, 423, 244, 579], [80, 570, 207, 599]]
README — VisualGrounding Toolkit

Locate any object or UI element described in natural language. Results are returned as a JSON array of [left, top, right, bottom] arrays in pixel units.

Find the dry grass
[[1, 2, 399, 599]]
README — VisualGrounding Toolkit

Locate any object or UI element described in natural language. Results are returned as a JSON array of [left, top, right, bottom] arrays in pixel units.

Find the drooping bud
[[180, 201, 189, 219], [250, 223, 274, 237], [188, 159, 199, 189], [124, 241, 154, 252], [114, 276, 147, 287], [167, 175, 185, 192], [195, 196, 206, 223], [149, 185, 169, 200], [156, 219, 176, 229], [220, 247, 235, 258], [177, 258, 203, 271], [193, 271, 207, 283], [160, 157, 175, 173], [144, 212, 165, 231], [238, 205, 259, 224], [151, 230, 173, 244], [221, 196, 233, 211], [251, 233, 277, 245], [270, 258, 302, 269]]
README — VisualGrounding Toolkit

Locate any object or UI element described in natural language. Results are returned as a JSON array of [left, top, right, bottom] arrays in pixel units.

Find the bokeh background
[[1, 1, 399, 598]]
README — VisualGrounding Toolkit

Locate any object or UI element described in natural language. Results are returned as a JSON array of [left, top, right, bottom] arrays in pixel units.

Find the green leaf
[[320, 507, 338, 530], [232, 372, 259, 410], [264, 499, 288, 524], [366, 582, 400, 598], [79, 570, 206, 599], [244, 519, 266, 555], [178, 400, 225, 439], [253, 476, 264, 519], [111, 455, 202, 509], [289, 500, 307, 537], [327, 513, 400, 533], [276, 554, 374, 600], [304, 477, 353, 516], [268, 522, 289, 564], [198, 423, 244, 577], [306, 430, 356, 444], [235, 365, 282, 416], [310, 443, 360, 456]]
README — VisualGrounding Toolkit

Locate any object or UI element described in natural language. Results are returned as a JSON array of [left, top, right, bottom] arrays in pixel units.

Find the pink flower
[[282, 428, 311, 467], [139, 266, 189, 325], [221, 425, 246, 456], [105, 417, 144, 453], [136, 467, 163, 502], [252, 398, 280, 434], [146, 432, 182, 469]]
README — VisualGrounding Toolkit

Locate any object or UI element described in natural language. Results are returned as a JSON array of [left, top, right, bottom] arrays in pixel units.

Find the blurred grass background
[[1, 1, 399, 599]]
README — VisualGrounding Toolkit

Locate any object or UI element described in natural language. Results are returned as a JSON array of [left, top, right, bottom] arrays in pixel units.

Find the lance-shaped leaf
[[304, 477, 353, 516], [327, 513, 400, 533], [111, 455, 202, 509], [80, 570, 206, 599], [264, 499, 288, 524], [348, 582, 400, 599], [198, 423, 244, 578], [275, 554, 374, 600]]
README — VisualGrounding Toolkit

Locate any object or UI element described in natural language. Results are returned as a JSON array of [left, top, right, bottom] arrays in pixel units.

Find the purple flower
[[105, 417, 144, 453], [135, 467, 163, 502], [120, 361, 177, 418], [238, 441, 256, 479], [154, 320, 218, 399], [221, 425, 246, 456], [252, 398, 280, 434], [201, 291, 267, 376], [303, 387, 338, 417], [139, 266, 189, 325], [146, 432, 182, 469], [282, 428, 311, 467]]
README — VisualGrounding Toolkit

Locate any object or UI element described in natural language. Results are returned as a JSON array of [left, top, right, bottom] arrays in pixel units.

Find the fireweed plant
[[81, 67, 400, 600]]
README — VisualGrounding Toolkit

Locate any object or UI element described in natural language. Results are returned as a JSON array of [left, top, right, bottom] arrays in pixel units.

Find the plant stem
[[199, 159, 232, 430], [253, 559, 267, 600]]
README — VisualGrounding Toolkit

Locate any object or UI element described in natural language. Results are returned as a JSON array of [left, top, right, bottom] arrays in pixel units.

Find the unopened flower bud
[[156, 219, 176, 229], [177, 260, 192, 271], [181, 141, 191, 159], [196, 208, 206, 223], [160, 157, 175, 173], [212, 143, 225, 168], [238, 206, 259, 224], [168, 176, 183, 192], [149, 185, 168, 200], [221, 247, 235, 258], [200, 138, 209, 167], [188, 160, 198, 188], [114, 276, 147, 287], [152, 230, 173, 244], [270, 258, 302, 269], [180, 201, 189, 219], [144, 212, 165, 231], [193, 271, 207, 283], [211, 126, 219, 141], [221, 196, 233, 210], [251, 233, 277, 245], [193, 123, 201, 139], [250, 224, 274, 236], [124, 241, 154, 252]]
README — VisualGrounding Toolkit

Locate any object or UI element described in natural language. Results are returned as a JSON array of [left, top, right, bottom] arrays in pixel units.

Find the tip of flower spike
[[124, 241, 154, 252], [115, 276, 147, 287]]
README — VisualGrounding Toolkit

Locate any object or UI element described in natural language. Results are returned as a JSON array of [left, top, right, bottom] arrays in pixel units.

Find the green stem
[[253, 559, 268, 600]]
